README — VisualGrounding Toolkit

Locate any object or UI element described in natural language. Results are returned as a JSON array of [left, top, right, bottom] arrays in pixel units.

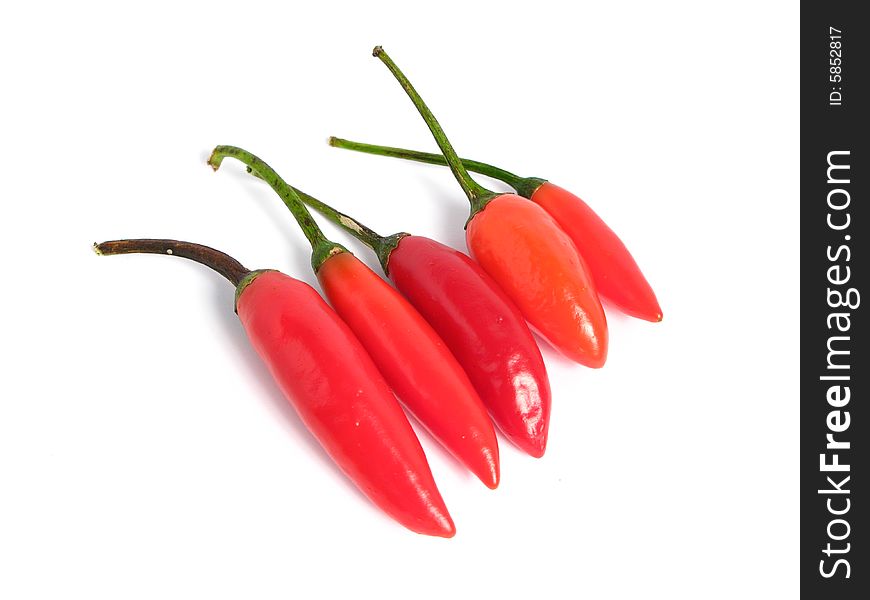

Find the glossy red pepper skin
[[316, 252, 500, 488], [237, 270, 455, 537], [530, 182, 662, 322], [207, 145, 498, 487], [467, 194, 609, 368], [387, 235, 551, 457]]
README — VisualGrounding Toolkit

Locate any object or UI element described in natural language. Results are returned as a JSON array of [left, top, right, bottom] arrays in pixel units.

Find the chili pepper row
[[289, 185, 552, 458], [94, 46, 661, 537], [327, 138, 664, 323], [208, 146, 501, 490]]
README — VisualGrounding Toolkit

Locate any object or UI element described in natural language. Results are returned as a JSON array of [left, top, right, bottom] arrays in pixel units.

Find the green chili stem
[[208, 145, 347, 272], [328, 136, 547, 199], [328, 137, 516, 188], [243, 165, 406, 274], [94, 239, 250, 286], [373, 47, 498, 216], [208, 146, 325, 249]]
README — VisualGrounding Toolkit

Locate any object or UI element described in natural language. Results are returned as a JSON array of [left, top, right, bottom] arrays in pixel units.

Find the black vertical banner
[[801, 2, 868, 597]]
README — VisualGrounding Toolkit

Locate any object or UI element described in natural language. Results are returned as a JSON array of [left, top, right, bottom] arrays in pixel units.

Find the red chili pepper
[[326, 140, 663, 322], [208, 146, 500, 488], [366, 47, 608, 368], [94, 238, 454, 537], [286, 188, 552, 458]]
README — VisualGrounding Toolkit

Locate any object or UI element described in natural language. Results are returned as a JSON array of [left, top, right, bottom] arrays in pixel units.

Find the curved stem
[[373, 47, 497, 215], [94, 239, 250, 286], [242, 162, 406, 274], [328, 137, 519, 187], [208, 145, 346, 271]]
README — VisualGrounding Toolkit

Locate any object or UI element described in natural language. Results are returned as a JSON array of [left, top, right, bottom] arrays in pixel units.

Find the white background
[[0, 2, 799, 598]]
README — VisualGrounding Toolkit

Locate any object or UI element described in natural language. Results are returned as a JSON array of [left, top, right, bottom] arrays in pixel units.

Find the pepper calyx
[[311, 242, 350, 273], [374, 232, 410, 275], [234, 269, 277, 313], [466, 191, 503, 228], [514, 177, 548, 200]]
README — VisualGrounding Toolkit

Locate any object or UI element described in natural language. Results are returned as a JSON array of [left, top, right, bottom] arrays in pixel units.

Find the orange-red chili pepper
[[367, 47, 608, 367], [94, 238, 454, 537], [325, 140, 663, 323], [209, 145, 500, 488]]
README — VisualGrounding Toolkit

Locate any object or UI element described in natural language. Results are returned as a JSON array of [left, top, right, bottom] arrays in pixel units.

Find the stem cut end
[[371, 45, 495, 210], [93, 242, 103, 256], [207, 149, 224, 171], [209, 145, 338, 260]]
